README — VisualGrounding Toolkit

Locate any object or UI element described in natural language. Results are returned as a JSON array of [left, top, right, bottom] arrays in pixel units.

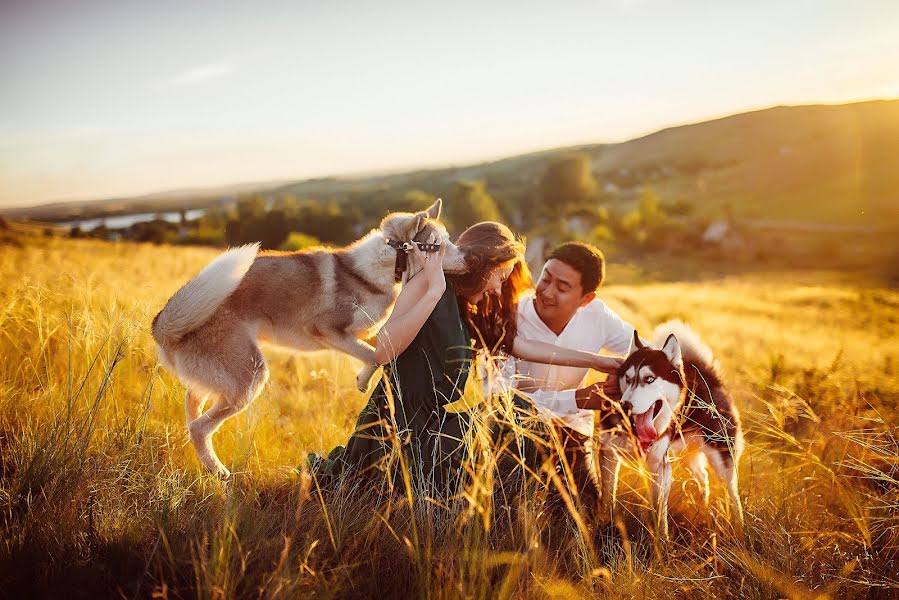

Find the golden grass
[[1, 234, 897, 599]]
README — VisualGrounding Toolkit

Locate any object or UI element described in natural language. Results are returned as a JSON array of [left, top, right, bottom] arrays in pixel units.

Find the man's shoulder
[[581, 297, 612, 317]]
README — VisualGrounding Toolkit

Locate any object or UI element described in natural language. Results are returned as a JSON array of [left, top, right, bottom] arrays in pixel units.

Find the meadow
[[0, 234, 897, 599]]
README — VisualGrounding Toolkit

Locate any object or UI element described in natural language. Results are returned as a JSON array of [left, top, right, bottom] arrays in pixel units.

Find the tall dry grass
[[0, 234, 897, 599]]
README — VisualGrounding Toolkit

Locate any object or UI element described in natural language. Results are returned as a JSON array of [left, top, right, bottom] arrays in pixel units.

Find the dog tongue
[[633, 410, 657, 446]]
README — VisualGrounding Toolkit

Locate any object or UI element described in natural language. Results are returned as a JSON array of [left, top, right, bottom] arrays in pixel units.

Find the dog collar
[[384, 239, 441, 282]]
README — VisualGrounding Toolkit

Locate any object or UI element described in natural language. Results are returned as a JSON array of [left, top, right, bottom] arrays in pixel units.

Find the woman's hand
[[371, 236, 446, 365], [410, 234, 446, 297], [592, 355, 623, 374]]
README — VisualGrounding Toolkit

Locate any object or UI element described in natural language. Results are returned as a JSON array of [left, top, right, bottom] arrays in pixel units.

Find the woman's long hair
[[448, 222, 532, 353]]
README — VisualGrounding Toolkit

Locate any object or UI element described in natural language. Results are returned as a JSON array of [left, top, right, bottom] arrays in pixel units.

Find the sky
[[1, 0, 898, 208]]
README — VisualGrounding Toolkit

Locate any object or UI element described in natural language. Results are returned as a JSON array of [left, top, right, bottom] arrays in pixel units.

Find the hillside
[[5, 99, 898, 226], [591, 100, 899, 224]]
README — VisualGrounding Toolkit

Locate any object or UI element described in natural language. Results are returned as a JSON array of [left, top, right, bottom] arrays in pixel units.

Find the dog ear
[[631, 329, 645, 352], [425, 198, 442, 220], [411, 198, 442, 235], [660, 334, 682, 367]]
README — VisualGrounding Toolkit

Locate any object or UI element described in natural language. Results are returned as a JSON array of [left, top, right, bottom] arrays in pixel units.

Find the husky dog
[[151, 199, 465, 477], [598, 321, 744, 537]]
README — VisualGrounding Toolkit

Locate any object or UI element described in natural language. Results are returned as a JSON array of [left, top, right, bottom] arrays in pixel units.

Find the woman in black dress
[[314, 222, 618, 495]]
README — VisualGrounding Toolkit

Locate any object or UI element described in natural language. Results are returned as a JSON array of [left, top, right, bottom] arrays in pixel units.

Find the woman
[[313, 222, 617, 495]]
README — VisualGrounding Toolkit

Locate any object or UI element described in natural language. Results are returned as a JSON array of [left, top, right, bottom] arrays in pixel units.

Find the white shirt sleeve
[[525, 388, 579, 416], [598, 302, 638, 356]]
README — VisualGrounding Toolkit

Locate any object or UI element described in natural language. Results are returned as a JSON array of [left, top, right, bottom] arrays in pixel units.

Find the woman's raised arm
[[373, 242, 447, 365], [511, 336, 622, 374]]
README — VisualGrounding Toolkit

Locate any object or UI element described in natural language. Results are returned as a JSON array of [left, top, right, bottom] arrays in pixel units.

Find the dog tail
[[652, 320, 716, 368], [152, 243, 259, 347]]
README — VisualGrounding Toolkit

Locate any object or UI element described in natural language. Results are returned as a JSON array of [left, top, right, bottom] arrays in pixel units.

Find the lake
[[61, 208, 207, 231]]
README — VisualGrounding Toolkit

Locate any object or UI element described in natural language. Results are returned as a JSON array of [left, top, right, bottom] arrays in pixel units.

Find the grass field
[[1, 234, 897, 599]]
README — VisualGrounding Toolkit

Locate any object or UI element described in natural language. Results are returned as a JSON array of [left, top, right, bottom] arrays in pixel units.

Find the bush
[[591, 224, 614, 243], [279, 232, 321, 251]]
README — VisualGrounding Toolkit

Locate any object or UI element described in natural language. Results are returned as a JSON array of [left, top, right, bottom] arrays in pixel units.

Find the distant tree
[[290, 201, 358, 245], [539, 154, 597, 215], [228, 208, 290, 249], [446, 181, 501, 233], [236, 195, 266, 220], [278, 194, 301, 218], [637, 187, 665, 228], [130, 220, 177, 244], [197, 208, 227, 231]]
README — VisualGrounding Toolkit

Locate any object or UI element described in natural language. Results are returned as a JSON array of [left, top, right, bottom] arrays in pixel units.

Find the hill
[[4, 99, 898, 226], [591, 100, 899, 224]]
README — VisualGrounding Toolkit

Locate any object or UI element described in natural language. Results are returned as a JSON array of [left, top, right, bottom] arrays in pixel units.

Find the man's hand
[[575, 382, 614, 411], [601, 372, 622, 400]]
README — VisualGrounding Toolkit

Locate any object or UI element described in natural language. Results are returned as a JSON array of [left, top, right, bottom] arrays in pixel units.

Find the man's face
[[534, 259, 596, 327]]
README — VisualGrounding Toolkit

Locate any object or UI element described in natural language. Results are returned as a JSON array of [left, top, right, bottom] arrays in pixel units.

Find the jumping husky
[[151, 199, 465, 477], [598, 321, 744, 537]]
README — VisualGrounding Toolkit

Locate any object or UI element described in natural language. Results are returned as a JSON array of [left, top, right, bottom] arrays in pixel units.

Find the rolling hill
[[5, 99, 898, 226]]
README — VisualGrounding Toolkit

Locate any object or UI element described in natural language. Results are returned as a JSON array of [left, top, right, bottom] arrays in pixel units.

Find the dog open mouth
[[632, 399, 663, 449]]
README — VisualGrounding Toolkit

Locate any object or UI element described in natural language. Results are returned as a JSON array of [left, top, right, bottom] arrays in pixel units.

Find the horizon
[[2, 0, 898, 209]]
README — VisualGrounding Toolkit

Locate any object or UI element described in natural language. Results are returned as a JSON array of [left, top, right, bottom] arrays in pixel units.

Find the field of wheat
[[1, 234, 897, 599]]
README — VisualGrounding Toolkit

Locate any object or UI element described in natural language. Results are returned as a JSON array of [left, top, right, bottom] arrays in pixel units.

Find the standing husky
[[598, 321, 743, 537], [151, 199, 465, 477]]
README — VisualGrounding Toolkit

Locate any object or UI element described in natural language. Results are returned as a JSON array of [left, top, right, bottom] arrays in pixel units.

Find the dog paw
[[356, 365, 377, 392], [212, 463, 231, 479]]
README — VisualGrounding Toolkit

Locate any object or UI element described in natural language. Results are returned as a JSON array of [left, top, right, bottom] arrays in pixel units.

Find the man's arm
[[524, 382, 620, 415]]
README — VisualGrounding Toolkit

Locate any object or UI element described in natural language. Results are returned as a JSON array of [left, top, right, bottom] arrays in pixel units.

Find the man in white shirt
[[512, 242, 638, 508]]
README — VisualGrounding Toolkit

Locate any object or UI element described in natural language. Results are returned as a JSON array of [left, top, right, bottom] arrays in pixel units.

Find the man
[[511, 242, 639, 509]]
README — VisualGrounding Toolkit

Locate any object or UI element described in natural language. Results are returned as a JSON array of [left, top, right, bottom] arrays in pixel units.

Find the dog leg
[[646, 439, 672, 539], [316, 331, 378, 392], [185, 390, 208, 429], [355, 363, 380, 393], [706, 449, 743, 525], [189, 402, 243, 478], [188, 350, 269, 478], [684, 451, 711, 507]]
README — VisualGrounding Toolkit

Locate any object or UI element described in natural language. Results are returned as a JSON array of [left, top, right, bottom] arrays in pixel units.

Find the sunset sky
[[1, 0, 898, 208]]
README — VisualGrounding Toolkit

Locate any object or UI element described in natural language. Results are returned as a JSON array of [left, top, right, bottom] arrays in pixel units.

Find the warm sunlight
[[2, 1, 898, 208], [2, 3, 898, 597]]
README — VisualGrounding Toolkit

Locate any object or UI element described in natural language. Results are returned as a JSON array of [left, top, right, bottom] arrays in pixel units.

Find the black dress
[[316, 276, 474, 495]]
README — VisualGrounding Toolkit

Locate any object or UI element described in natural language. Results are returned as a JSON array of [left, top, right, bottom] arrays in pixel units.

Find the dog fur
[[597, 320, 744, 537], [151, 199, 465, 477]]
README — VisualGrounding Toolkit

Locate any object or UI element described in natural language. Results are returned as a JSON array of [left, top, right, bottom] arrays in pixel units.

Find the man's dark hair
[[546, 242, 605, 293]]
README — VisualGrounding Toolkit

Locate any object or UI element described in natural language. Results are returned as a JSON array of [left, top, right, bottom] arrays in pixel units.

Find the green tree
[[446, 181, 500, 233], [237, 195, 266, 220], [539, 154, 597, 215]]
